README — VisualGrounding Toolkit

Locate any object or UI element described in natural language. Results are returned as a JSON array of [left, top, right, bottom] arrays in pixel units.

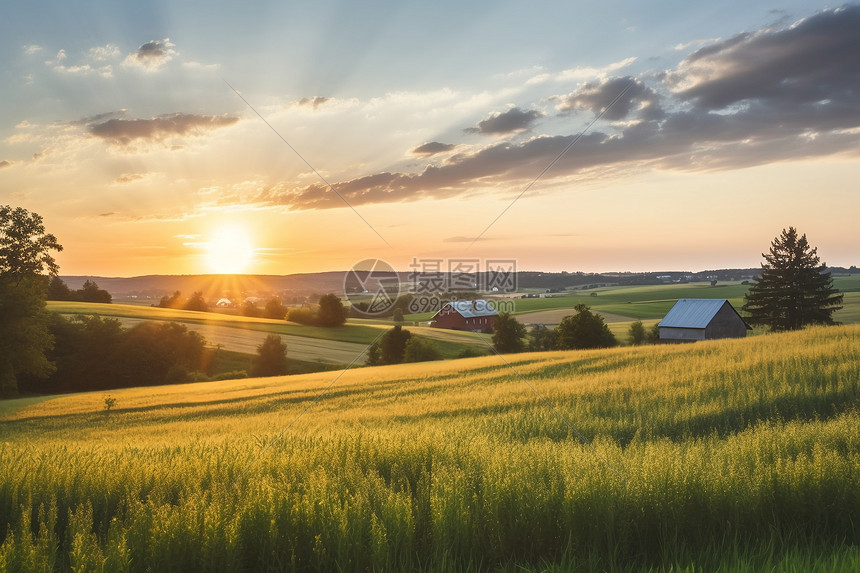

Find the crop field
[[1, 324, 859, 571], [47, 302, 490, 363], [505, 279, 859, 329]]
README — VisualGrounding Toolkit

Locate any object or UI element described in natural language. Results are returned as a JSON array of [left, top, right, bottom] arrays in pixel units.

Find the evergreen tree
[[743, 227, 843, 331], [556, 304, 616, 350], [492, 313, 526, 353]]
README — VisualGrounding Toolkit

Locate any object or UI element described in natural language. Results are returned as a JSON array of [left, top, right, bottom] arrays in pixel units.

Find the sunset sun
[[205, 226, 255, 274]]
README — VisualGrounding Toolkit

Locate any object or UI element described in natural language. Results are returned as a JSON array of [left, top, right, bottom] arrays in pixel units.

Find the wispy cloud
[[88, 113, 240, 148]]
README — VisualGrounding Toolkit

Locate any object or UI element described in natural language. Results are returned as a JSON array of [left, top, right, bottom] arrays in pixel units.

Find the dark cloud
[[88, 113, 239, 146], [0, 160, 11, 169], [666, 5, 860, 110], [465, 107, 543, 135], [411, 142, 455, 156], [127, 39, 176, 69], [556, 76, 663, 120], [297, 97, 330, 109]]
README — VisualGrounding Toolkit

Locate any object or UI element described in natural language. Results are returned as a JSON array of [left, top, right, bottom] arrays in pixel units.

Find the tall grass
[[1, 325, 858, 571]]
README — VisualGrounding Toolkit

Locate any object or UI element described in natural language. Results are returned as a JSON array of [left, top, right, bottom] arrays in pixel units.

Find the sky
[[1, 0, 858, 277]]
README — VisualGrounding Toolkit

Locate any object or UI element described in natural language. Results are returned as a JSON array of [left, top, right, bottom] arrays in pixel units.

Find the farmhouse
[[431, 299, 498, 332], [658, 298, 750, 342]]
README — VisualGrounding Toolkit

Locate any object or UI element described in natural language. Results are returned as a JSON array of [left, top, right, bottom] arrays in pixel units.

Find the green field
[[1, 324, 858, 571]]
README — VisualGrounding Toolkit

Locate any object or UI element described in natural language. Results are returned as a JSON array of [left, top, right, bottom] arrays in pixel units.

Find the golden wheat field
[[1, 325, 859, 571]]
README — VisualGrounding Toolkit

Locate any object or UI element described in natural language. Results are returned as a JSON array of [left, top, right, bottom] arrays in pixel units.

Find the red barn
[[430, 299, 499, 332]]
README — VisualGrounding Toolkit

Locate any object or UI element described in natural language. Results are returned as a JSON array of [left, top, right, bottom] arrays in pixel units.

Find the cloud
[[465, 107, 543, 135], [528, 56, 637, 85], [88, 113, 239, 146], [70, 110, 128, 126], [88, 44, 120, 61], [296, 96, 331, 109], [555, 76, 663, 120], [24, 45, 43, 55], [114, 173, 147, 184], [45, 45, 118, 76], [124, 38, 176, 70], [665, 5, 860, 111], [0, 160, 12, 169], [411, 142, 455, 156]]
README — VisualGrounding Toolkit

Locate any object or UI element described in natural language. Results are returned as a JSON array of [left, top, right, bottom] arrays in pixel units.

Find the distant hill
[[60, 266, 857, 303]]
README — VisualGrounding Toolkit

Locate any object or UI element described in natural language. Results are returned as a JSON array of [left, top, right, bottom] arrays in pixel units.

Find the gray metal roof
[[658, 298, 736, 329], [440, 299, 500, 318]]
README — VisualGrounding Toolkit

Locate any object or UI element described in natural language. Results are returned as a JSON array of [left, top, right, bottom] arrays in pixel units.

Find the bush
[[403, 338, 442, 363], [287, 307, 317, 325]]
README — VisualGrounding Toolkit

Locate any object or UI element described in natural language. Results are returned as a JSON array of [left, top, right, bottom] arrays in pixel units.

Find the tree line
[[157, 290, 349, 327], [47, 276, 112, 303]]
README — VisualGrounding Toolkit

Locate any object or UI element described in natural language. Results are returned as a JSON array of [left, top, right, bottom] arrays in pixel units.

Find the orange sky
[[2, 2, 858, 276]]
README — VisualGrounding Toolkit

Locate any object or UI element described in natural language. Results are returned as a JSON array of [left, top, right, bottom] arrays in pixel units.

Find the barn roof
[[439, 299, 499, 318], [658, 299, 747, 329]]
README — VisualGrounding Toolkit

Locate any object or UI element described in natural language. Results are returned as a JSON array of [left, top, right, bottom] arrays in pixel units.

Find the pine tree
[[742, 227, 843, 331]]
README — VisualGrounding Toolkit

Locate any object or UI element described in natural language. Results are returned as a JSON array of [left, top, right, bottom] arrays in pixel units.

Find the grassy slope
[[1, 325, 858, 571]]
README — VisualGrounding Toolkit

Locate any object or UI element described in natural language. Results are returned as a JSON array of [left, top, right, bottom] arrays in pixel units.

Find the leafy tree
[[645, 323, 661, 344], [366, 325, 412, 366], [241, 300, 262, 318], [47, 275, 72, 300], [403, 337, 441, 363], [115, 322, 205, 387], [251, 334, 288, 377], [264, 298, 288, 320], [743, 227, 843, 331], [158, 291, 185, 309], [526, 324, 557, 352], [183, 291, 209, 312], [0, 205, 62, 280], [556, 304, 617, 350], [392, 308, 404, 323], [381, 325, 411, 364], [492, 313, 525, 353], [365, 342, 382, 366], [317, 293, 347, 326], [0, 206, 63, 396], [628, 320, 646, 346], [75, 279, 112, 303]]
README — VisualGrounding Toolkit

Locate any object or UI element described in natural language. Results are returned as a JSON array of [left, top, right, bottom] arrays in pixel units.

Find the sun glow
[[205, 226, 256, 274]]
